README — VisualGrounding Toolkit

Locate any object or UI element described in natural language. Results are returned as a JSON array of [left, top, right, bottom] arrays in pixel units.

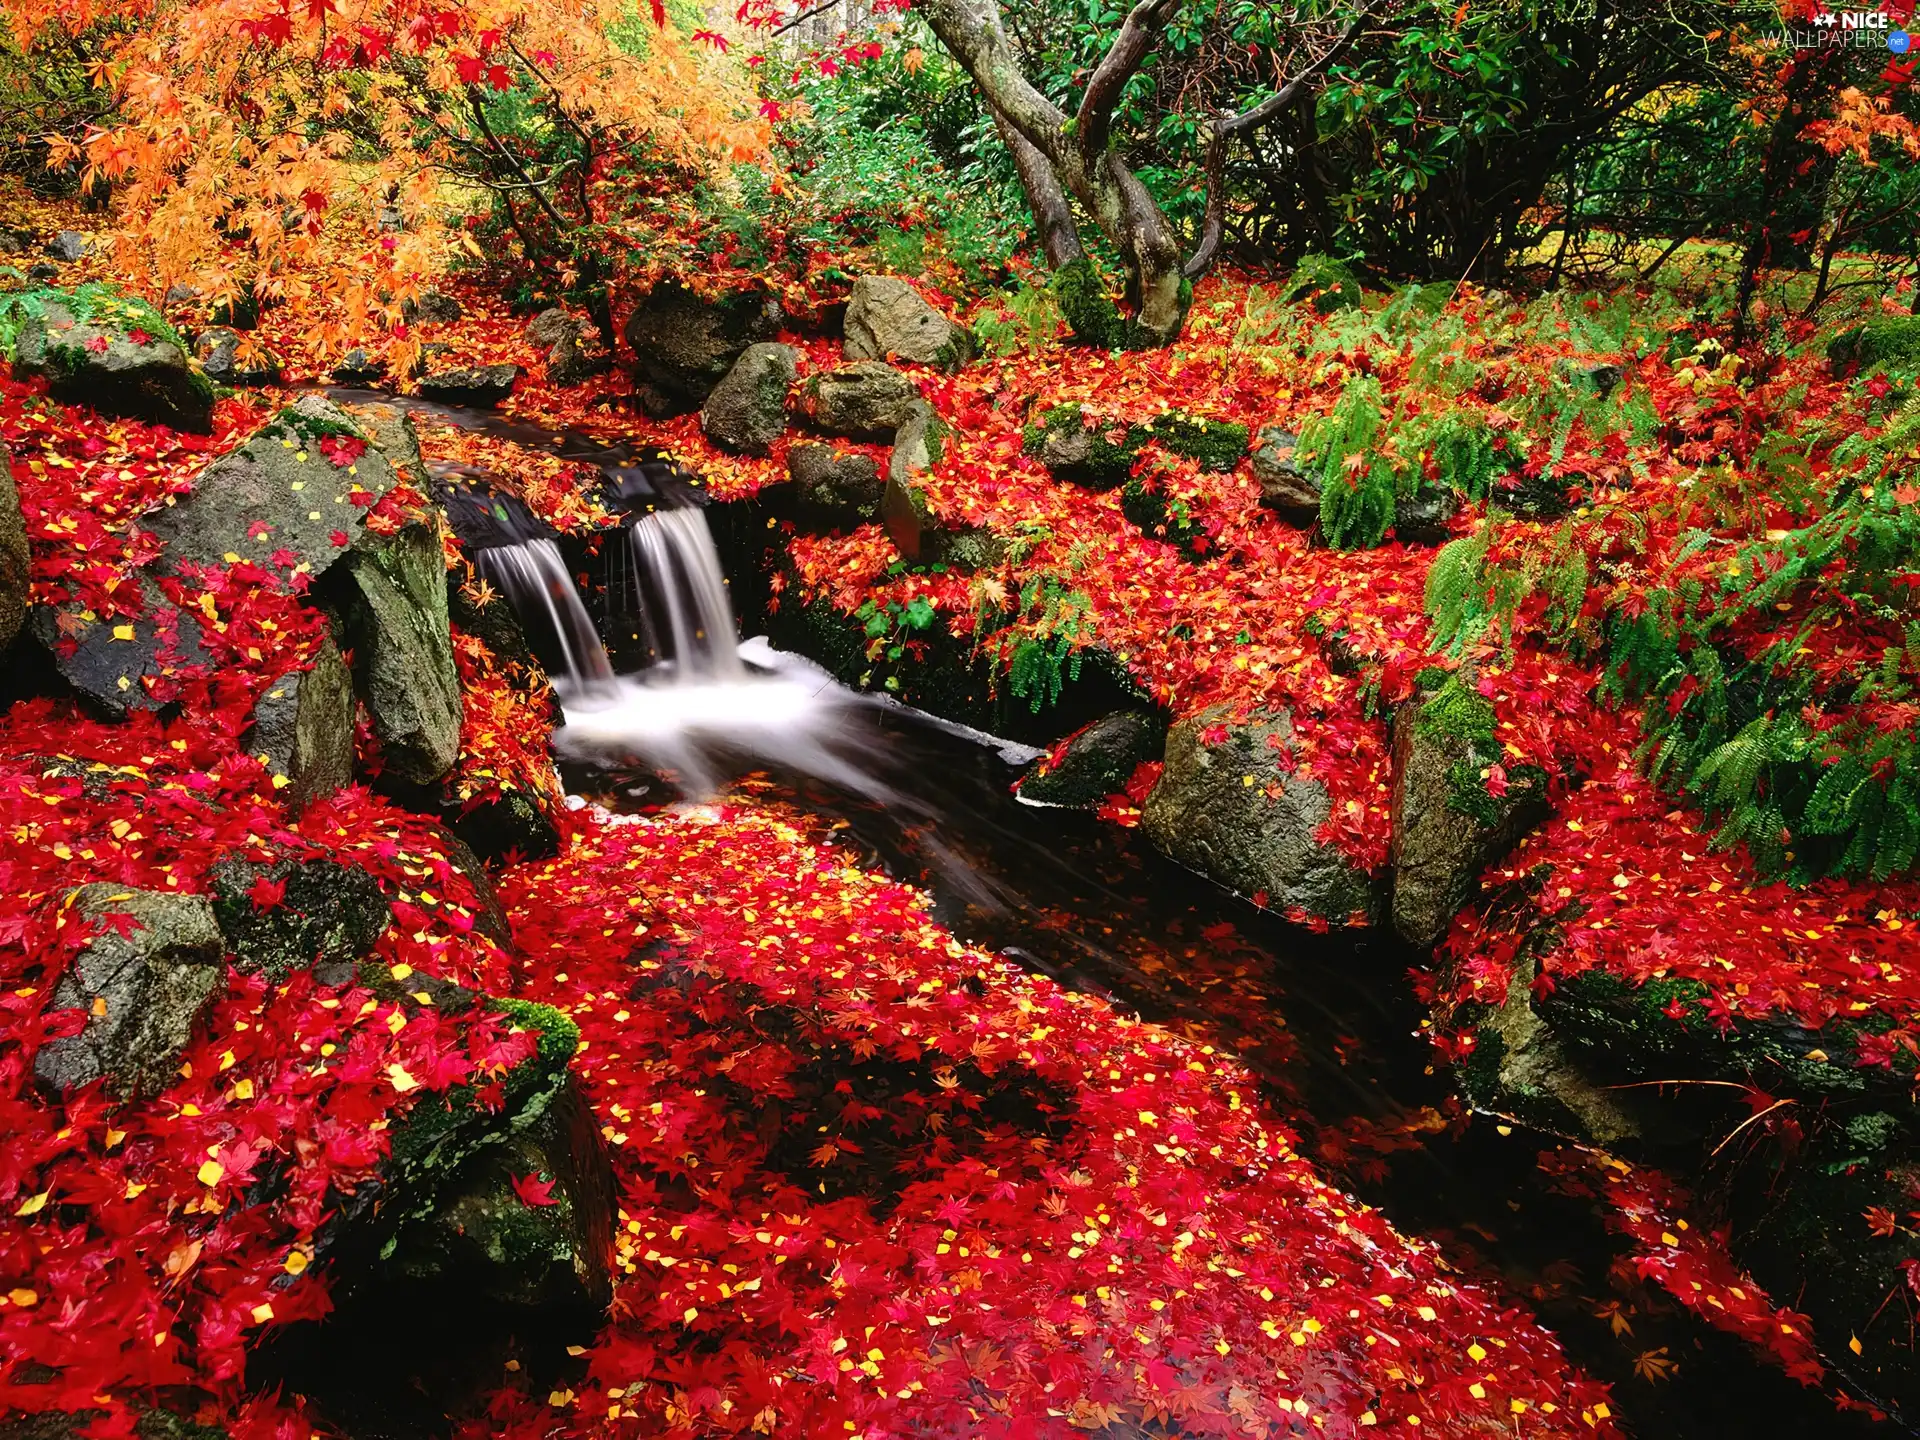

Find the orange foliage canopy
[[7, 0, 770, 360]]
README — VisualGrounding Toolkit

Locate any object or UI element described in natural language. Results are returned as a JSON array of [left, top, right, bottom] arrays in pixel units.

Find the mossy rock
[[210, 855, 392, 983], [1281, 255, 1365, 315], [1018, 710, 1165, 808], [6, 284, 214, 432], [1023, 404, 1140, 489], [1120, 473, 1211, 558], [1143, 412, 1248, 472], [1050, 258, 1128, 350], [1828, 317, 1920, 375]]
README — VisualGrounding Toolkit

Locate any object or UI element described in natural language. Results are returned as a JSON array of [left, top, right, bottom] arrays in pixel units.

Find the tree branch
[[1184, 5, 1373, 278], [990, 106, 1084, 267], [1075, 0, 1181, 171]]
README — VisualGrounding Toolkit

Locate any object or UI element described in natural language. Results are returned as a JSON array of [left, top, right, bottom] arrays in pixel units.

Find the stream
[[365, 389, 1894, 1437]]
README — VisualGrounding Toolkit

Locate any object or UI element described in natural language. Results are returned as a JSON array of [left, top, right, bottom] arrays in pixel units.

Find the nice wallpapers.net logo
[[1779, 6, 1914, 49]]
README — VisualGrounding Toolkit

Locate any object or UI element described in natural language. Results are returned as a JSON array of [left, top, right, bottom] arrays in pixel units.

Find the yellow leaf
[[197, 1160, 225, 1187], [14, 1191, 49, 1216]]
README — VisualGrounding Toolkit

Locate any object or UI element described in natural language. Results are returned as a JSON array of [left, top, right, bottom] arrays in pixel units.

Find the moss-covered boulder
[[0, 441, 27, 653], [33, 885, 224, 1099], [1024, 405, 1248, 490], [209, 855, 392, 984], [700, 342, 798, 456], [842, 275, 971, 371], [789, 442, 885, 529], [331, 521, 463, 784], [1141, 706, 1379, 923], [141, 396, 410, 583], [1281, 255, 1365, 315], [1388, 675, 1547, 950], [1828, 316, 1920, 374], [801, 361, 921, 439], [622, 279, 783, 407], [247, 636, 354, 810], [417, 363, 522, 408], [449, 788, 563, 867], [1018, 710, 1164, 807], [7, 285, 215, 432]]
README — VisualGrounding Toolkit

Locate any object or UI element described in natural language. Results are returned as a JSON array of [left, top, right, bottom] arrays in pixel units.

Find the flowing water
[[336, 393, 1896, 1437]]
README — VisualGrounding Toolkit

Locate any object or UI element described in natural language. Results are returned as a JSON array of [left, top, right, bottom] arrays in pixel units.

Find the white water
[[476, 538, 613, 688]]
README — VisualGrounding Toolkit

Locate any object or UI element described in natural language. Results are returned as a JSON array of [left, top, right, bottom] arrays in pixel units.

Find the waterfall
[[475, 538, 613, 690], [624, 509, 744, 682]]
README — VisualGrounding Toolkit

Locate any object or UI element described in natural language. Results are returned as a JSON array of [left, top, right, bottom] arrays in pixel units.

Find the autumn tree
[[913, 0, 1369, 346], [6, 0, 769, 364]]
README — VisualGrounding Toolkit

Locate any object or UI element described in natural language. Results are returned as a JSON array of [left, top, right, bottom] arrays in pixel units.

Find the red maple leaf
[[248, 876, 286, 909], [510, 1172, 558, 1207]]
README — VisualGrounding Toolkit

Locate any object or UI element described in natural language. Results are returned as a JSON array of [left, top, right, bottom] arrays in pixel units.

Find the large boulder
[[700, 342, 798, 455], [1388, 676, 1547, 949], [9, 287, 215, 433], [546, 332, 608, 388], [800, 361, 920, 439], [417, 363, 521, 408], [1018, 710, 1165, 808], [402, 288, 463, 325], [842, 275, 971, 371], [28, 573, 210, 716], [248, 635, 355, 809], [33, 885, 225, 1099], [1141, 706, 1378, 922], [0, 442, 27, 652], [789, 443, 885, 529], [622, 279, 782, 406], [525, 308, 584, 348], [1250, 426, 1319, 524], [331, 521, 464, 784], [140, 395, 410, 582]]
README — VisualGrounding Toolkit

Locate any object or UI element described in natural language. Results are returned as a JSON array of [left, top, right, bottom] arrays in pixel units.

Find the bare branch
[[990, 107, 1084, 267], [1075, 0, 1181, 170]]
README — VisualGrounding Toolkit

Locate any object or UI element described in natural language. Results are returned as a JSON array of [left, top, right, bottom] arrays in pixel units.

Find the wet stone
[[416, 363, 522, 408], [210, 855, 392, 984], [248, 635, 355, 810]]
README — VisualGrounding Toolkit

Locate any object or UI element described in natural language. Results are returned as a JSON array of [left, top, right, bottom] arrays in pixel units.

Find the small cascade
[[623, 508, 744, 682], [475, 538, 613, 690]]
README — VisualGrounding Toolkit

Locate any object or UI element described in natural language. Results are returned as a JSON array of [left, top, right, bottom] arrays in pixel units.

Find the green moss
[[1022, 403, 1141, 487], [1050, 258, 1127, 350], [1145, 412, 1249, 472], [1416, 672, 1496, 747], [1282, 254, 1364, 314], [0, 283, 190, 356], [1828, 317, 1920, 373], [274, 403, 369, 446], [1120, 473, 1210, 558]]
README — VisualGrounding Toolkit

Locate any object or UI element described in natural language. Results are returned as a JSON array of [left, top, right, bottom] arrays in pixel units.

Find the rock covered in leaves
[[800, 360, 920, 439], [9, 287, 215, 433], [1388, 676, 1546, 950], [1018, 710, 1164, 808], [621, 279, 782, 406], [27, 573, 212, 717], [787, 442, 884, 529], [0, 441, 26, 652], [402, 288, 464, 325], [34, 884, 225, 1099], [247, 635, 355, 811], [208, 855, 392, 984], [1142, 706, 1378, 923], [330, 521, 463, 784], [416, 363, 522, 408], [524, 308, 583, 349], [699, 341, 798, 455], [842, 275, 972, 371], [1250, 425, 1319, 524]]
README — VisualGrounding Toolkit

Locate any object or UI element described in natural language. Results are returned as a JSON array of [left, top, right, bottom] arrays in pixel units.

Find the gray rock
[[879, 404, 1003, 570], [1018, 710, 1165, 808], [34, 885, 224, 1099], [842, 275, 971, 371], [1388, 689, 1546, 950], [525, 308, 584, 349], [28, 574, 210, 716], [11, 288, 215, 432], [1022, 405, 1139, 489], [403, 288, 463, 324], [700, 342, 798, 455], [331, 348, 385, 385], [26, 262, 57, 283], [545, 333, 607, 388], [43, 230, 90, 263], [162, 283, 199, 307], [622, 279, 782, 405], [210, 855, 391, 984], [0, 229, 25, 256], [192, 326, 280, 387], [1251, 426, 1319, 524], [332, 521, 463, 783], [140, 395, 407, 582], [1392, 486, 1459, 545], [416, 362, 521, 407], [789, 443, 884, 528], [1141, 705, 1378, 922], [376, 206, 405, 234], [805, 361, 920, 439], [248, 635, 354, 810], [0, 442, 27, 652]]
